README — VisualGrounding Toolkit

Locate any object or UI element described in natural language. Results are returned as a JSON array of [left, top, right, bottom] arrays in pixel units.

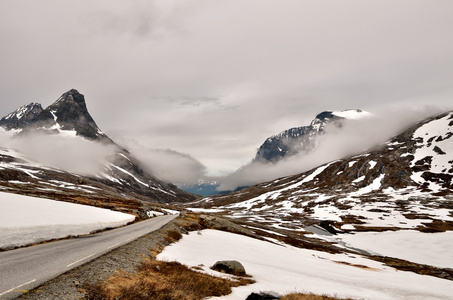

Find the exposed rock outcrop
[[211, 260, 246, 276]]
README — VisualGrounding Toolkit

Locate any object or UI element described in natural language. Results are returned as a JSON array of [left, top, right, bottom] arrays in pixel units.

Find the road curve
[[0, 214, 177, 300]]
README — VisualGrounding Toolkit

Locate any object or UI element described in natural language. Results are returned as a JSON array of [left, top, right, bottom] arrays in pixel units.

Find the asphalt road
[[0, 214, 177, 300]]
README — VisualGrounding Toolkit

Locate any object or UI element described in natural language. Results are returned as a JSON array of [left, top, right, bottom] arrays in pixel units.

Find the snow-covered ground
[[0, 191, 135, 249], [157, 229, 453, 300], [315, 230, 453, 269]]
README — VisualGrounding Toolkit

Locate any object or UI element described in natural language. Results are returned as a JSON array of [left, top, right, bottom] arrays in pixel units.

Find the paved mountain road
[[0, 214, 177, 299]]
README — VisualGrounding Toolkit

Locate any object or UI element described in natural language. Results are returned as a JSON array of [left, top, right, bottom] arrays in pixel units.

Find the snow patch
[[339, 231, 453, 268], [332, 109, 373, 120], [0, 192, 135, 249]]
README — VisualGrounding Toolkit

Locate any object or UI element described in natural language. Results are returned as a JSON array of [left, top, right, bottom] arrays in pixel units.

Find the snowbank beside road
[[0, 191, 135, 249]]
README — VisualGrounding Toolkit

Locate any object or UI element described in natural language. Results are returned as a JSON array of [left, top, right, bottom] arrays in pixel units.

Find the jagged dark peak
[[310, 111, 343, 130], [46, 89, 90, 118], [314, 111, 337, 121], [29, 89, 111, 142], [54, 89, 86, 105], [0, 102, 43, 130]]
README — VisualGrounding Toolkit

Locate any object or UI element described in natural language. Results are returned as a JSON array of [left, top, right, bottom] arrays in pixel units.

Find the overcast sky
[[1, 0, 453, 180]]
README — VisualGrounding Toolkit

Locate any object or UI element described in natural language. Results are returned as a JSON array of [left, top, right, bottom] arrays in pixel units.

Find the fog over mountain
[[217, 106, 441, 191]]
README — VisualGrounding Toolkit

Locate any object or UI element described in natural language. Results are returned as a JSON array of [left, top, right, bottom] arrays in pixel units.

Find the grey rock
[[211, 260, 246, 276]]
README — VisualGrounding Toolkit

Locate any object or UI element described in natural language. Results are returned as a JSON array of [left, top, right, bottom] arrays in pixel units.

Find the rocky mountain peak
[[313, 111, 337, 122], [54, 89, 86, 105], [28, 89, 110, 141], [0, 102, 43, 130]]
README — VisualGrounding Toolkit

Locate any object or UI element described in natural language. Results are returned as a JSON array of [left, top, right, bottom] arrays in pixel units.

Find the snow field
[[0, 191, 135, 249], [157, 229, 453, 300], [336, 230, 453, 269]]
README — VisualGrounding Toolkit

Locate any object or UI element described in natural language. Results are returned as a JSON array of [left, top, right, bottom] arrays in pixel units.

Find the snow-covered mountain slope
[[255, 109, 372, 162], [187, 111, 453, 233], [0, 145, 159, 217], [0, 89, 197, 204]]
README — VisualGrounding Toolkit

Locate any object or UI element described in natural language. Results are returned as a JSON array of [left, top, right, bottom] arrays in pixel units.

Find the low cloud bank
[[129, 147, 207, 186], [1, 133, 118, 175], [1, 106, 440, 190]]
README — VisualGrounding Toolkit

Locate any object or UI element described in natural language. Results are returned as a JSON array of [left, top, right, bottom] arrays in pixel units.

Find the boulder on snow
[[211, 260, 246, 276], [246, 291, 282, 300]]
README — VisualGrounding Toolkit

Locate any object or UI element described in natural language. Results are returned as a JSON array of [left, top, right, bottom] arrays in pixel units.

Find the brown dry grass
[[281, 293, 354, 300], [418, 219, 453, 232], [83, 260, 254, 300], [333, 260, 380, 271], [165, 229, 183, 243]]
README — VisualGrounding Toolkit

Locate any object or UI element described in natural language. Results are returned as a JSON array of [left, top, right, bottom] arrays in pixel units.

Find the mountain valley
[[1, 90, 452, 299]]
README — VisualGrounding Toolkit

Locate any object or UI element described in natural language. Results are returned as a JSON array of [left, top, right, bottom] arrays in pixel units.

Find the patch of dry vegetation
[[370, 255, 453, 280], [83, 260, 255, 300], [333, 261, 380, 271], [418, 219, 453, 232]]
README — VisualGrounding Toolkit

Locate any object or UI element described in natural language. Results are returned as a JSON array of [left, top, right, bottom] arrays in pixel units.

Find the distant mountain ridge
[[0, 89, 196, 204], [187, 110, 453, 233], [255, 109, 372, 162]]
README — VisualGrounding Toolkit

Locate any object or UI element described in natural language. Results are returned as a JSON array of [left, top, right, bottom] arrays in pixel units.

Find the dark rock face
[[0, 103, 43, 130], [26, 89, 112, 142], [254, 110, 351, 163], [211, 260, 246, 276], [255, 126, 312, 162]]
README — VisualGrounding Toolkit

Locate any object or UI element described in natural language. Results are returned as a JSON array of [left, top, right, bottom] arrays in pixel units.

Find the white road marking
[[107, 243, 120, 249], [0, 279, 36, 297], [67, 253, 96, 268]]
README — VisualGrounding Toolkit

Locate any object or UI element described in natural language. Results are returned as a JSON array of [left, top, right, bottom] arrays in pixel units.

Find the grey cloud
[[124, 144, 206, 185], [1, 134, 117, 175]]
